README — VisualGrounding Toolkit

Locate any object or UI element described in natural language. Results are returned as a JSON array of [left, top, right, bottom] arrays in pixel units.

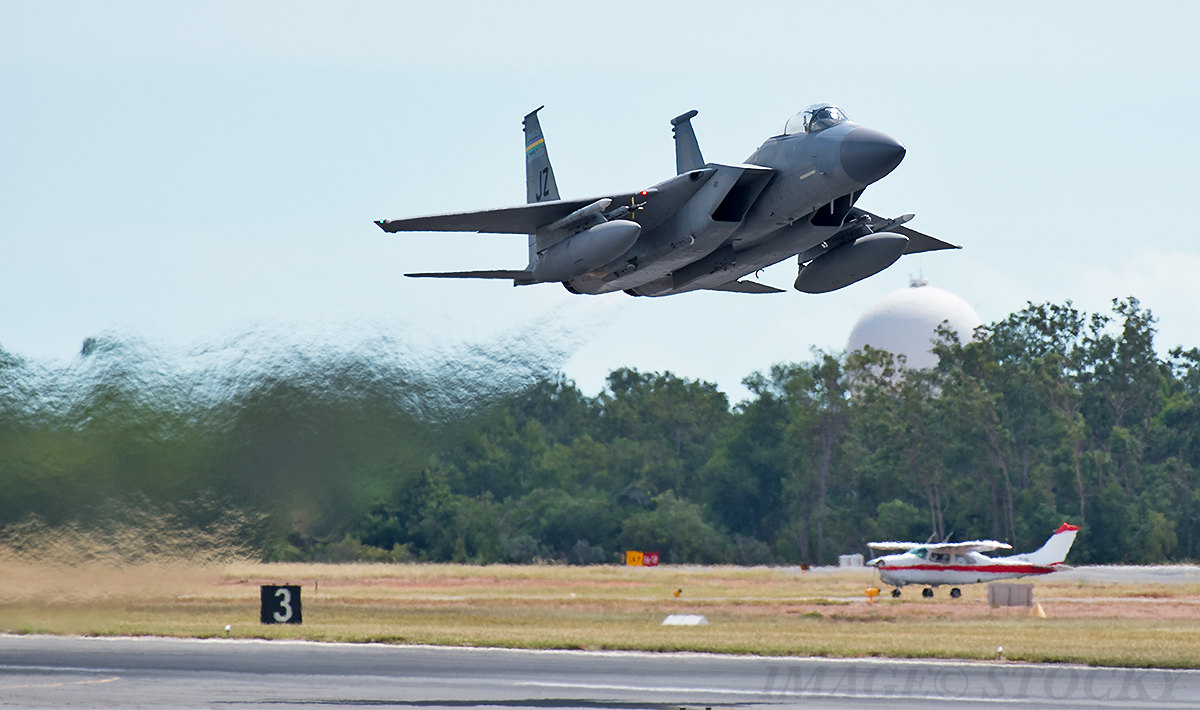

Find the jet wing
[[377, 194, 641, 235], [704, 279, 784, 294], [898, 225, 961, 254], [626, 168, 718, 233], [850, 208, 961, 254], [377, 169, 720, 240], [530, 168, 719, 251]]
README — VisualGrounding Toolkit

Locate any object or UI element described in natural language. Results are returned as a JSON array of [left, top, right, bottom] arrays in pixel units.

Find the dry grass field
[[3, 558, 1200, 669]]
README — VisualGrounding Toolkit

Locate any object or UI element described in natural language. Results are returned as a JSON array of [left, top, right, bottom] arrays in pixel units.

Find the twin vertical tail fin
[[524, 107, 560, 204], [523, 107, 561, 270], [519, 107, 704, 273], [1020, 523, 1080, 566], [671, 110, 705, 175]]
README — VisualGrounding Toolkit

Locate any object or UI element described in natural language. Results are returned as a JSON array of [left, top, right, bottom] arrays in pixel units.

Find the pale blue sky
[[2, 1, 1198, 400]]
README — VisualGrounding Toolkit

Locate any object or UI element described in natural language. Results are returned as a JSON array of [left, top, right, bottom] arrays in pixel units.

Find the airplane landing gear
[[922, 587, 934, 598], [950, 587, 962, 599], [891, 588, 901, 598]]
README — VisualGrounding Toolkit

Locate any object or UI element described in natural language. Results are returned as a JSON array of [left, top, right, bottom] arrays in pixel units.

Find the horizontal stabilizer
[[405, 270, 533, 281], [704, 279, 784, 294]]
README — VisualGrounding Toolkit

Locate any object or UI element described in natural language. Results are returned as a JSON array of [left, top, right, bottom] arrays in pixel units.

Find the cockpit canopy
[[780, 103, 851, 136]]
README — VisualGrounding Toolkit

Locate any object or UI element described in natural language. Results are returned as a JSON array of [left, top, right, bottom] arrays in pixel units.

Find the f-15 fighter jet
[[867, 523, 1080, 599], [376, 105, 958, 297]]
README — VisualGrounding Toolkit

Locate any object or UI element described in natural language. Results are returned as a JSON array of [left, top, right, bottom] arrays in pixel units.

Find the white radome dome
[[846, 278, 983, 369]]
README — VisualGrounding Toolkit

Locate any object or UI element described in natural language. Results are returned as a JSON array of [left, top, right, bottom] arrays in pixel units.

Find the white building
[[845, 277, 983, 369]]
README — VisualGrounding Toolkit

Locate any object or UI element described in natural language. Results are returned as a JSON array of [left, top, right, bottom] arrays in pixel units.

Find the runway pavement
[[2, 634, 1197, 709], [1051, 565, 1200, 585]]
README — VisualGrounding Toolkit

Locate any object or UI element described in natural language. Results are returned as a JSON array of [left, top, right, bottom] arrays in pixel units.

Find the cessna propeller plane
[[867, 523, 1080, 599], [376, 105, 959, 296]]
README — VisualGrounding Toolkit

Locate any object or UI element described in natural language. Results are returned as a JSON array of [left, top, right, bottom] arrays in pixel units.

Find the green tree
[[619, 491, 729, 563]]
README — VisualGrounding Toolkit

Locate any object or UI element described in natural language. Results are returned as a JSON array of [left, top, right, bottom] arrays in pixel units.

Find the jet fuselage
[[568, 115, 907, 297]]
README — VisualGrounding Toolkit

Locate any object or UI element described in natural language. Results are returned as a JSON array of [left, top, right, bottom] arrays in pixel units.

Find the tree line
[[344, 297, 1200, 566]]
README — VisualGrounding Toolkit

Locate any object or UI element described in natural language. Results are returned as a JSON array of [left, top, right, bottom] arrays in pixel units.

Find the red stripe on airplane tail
[[1055, 522, 1080, 533]]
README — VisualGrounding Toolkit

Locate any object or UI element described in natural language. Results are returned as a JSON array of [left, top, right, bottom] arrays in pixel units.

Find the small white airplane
[[867, 523, 1080, 598]]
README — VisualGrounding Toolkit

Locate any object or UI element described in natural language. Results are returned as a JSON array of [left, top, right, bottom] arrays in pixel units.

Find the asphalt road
[[2, 635, 1197, 709]]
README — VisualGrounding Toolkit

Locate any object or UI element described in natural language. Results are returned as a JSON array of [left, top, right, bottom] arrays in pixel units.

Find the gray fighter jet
[[376, 105, 958, 296]]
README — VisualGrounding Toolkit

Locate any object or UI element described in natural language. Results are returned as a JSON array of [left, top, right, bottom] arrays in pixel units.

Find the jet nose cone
[[840, 127, 906, 184]]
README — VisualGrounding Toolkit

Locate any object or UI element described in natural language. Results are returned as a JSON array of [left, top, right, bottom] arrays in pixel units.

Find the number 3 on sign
[[274, 587, 293, 622], [260, 585, 303, 624]]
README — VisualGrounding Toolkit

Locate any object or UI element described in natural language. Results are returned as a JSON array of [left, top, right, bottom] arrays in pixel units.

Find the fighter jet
[[376, 105, 958, 296], [866, 523, 1080, 599]]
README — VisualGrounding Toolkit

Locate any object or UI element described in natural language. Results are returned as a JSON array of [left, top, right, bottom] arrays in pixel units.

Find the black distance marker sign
[[260, 585, 302, 624]]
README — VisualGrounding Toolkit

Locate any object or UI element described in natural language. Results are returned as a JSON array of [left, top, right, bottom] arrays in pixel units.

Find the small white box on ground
[[838, 554, 864, 567], [662, 614, 709, 626]]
